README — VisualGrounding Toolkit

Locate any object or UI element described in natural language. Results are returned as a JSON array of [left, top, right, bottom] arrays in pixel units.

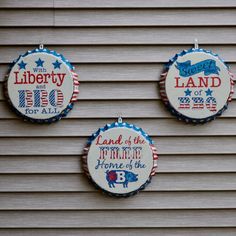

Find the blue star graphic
[[205, 88, 213, 96], [184, 88, 192, 96], [35, 58, 45, 67], [18, 60, 27, 70], [52, 60, 62, 69]]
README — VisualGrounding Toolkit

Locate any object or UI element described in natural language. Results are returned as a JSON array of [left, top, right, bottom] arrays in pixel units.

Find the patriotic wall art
[[160, 48, 234, 123], [5, 47, 79, 123], [83, 120, 158, 197]]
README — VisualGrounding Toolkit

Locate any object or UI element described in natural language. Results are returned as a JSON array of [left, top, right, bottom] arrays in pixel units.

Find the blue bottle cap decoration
[[82, 119, 158, 197], [5, 46, 79, 123], [160, 48, 234, 123]]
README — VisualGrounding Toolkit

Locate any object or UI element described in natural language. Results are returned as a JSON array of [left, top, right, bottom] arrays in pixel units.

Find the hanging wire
[[194, 38, 199, 49], [39, 44, 44, 50], [118, 116, 123, 123]]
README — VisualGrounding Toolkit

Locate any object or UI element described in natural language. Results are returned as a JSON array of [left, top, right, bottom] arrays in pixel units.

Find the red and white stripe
[[179, 104, 190, 109], [206, 104, 217, 112], [228, 71, 234, 102], [71, 71, 80, 102], [150, 144, 158, 177], [26, 90, 33, 107], [57, 90, 64, 106], [41, 90, 48, 107], [192, 104, 204, 109]]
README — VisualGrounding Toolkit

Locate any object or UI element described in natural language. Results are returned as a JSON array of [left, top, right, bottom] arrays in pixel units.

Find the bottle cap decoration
[[83, 119, 158, 197], [5, 46, 79, 123], [160, 47, 234, 123]]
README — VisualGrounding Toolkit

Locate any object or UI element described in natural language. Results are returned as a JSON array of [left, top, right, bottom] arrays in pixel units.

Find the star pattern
[[205, 88, 213, 96], [184, 88, 192, 96], [52, 60, 62, 69], [35, 58, 45, 67], [18, 60, 27, 70]]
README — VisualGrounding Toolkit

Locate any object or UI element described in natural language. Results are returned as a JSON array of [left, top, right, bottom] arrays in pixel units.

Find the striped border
[[159, 48, 234, 124], [4, 48, 79, 123], [82, 121, 158, 198]]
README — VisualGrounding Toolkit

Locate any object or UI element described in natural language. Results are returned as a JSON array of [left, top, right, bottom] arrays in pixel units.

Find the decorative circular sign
[[160, 48, 234, 123], [5, 48, 79, 123], [83, 121, 158, 197]]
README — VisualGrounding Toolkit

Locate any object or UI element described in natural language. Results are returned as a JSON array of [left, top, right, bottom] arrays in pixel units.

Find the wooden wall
[[0, 0, 236, 235]]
